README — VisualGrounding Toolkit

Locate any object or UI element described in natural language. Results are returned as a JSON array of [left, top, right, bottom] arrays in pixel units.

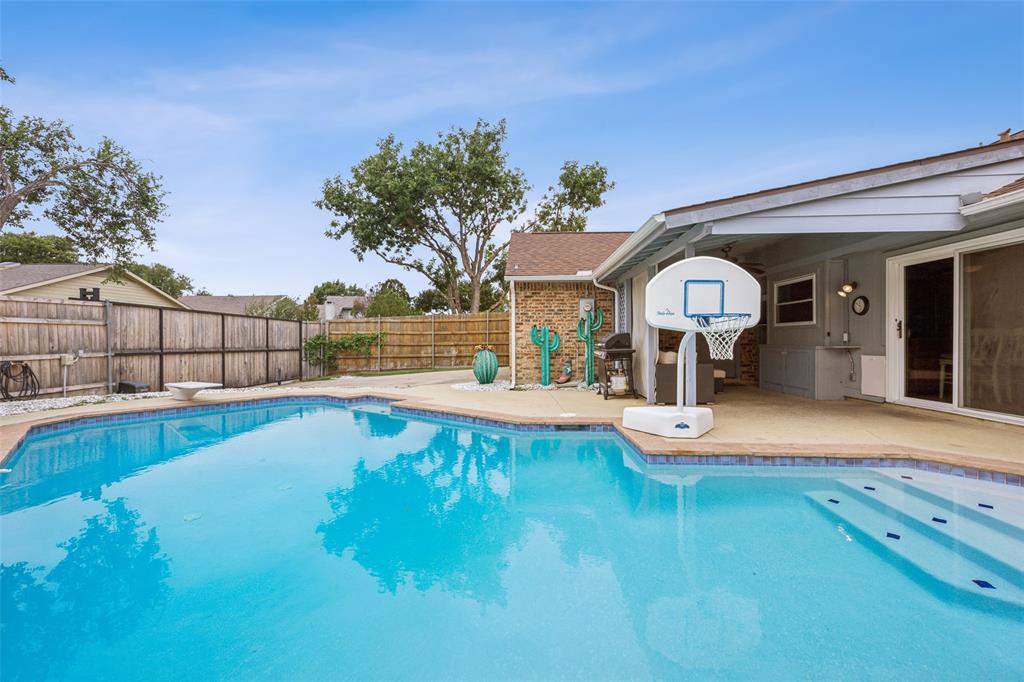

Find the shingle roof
[[505, 231, 632, 278], [663, 132, 1024, 217], [0, 263, 103, 292], [177, 294, 288, 315], [985, 176, 1024, 199]]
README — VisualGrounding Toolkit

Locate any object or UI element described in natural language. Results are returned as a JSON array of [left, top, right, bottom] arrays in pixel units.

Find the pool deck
[[2, 368, 1022, 480]]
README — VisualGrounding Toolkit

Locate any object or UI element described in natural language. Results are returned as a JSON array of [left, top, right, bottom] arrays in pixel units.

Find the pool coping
[[1, 389, 1022, 486]]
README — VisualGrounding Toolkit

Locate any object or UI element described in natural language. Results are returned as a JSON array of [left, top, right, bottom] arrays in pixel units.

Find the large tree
[[1, 92, 166, 269], [317, 119, 612, 313], [0, 230, 80, 263], [126, 262, 195, 298], [310, 279, 366, 304]]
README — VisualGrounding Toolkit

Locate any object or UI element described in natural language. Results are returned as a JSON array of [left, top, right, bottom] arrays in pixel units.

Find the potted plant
[[473, 344, 499, 384]]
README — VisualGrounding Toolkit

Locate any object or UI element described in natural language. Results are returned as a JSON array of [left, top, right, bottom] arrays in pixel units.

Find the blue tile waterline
[[2, 395, 1021, 486], [1, 398, 1021, 681]]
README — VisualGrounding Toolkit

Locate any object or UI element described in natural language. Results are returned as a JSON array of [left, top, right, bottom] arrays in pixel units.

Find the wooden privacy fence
[[325, 312, 509, 373], [1, 296, 319, 397]]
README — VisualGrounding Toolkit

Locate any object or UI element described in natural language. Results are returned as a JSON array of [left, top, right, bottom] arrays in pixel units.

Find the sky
[[2, 1, 1022, 299]]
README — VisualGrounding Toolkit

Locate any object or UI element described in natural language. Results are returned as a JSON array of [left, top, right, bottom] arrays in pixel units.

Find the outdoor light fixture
[[836, 282, 858, 297]]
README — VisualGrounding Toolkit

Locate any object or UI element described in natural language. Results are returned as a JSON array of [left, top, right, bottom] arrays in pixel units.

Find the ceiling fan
[[720, 242, 766, 275]]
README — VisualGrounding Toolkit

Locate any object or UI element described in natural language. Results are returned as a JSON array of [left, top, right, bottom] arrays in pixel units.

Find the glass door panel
[[962, 242, 1024, 416], [904, 258, 954, 403]]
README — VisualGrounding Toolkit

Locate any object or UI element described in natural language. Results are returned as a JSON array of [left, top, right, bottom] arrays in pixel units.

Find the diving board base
[[621, 405, 713, 439]]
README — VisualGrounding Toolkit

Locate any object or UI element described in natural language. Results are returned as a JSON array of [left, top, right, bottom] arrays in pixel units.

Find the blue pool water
[[1, 400, 1021, 681]]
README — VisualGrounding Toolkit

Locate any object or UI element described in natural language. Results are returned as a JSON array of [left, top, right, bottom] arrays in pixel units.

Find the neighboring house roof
[[505, 231, 632, 279], [0, 263, 99, 291], [178, 294, 287, 315], [322, 295, 367, 308], [0, 262, 188, 308]]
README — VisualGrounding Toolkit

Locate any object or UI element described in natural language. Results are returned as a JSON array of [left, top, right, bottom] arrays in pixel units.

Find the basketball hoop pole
[[677, 331, 698, 408]]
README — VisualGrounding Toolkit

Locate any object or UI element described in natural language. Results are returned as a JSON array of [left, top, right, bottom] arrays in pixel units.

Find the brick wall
[[512, 281, 615, 385]]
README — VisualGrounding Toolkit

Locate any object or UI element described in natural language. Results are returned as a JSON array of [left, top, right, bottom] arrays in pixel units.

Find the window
[[773, 274, 815, 326]]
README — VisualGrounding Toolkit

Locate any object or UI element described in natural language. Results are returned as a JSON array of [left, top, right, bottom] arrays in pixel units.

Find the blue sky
[[3, 1, 1022, 298]]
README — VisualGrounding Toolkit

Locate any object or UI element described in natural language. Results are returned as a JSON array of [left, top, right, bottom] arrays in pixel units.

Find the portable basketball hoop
[[694, 313, 751, 360], [622, 257, 761, 439]]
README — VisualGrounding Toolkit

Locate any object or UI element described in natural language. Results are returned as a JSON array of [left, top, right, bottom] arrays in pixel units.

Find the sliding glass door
[[887, 227, 1024, 424], [903, 258, 955, 404], [962, 241, 1024, 417]]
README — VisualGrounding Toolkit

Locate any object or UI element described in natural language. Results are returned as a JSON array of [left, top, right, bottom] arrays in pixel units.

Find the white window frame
[[772, 273, 816, 327], [885, 223, 1024, 426]]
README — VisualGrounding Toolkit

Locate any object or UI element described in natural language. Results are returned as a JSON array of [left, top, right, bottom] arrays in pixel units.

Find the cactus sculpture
[[576, 307, 604, 386], [530, 325, 561, 385]]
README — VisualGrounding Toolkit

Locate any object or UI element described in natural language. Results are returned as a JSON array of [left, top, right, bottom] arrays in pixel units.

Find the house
[[178, 294, 289, 316], [0, 263, 189, 309], [318, 295, 367, 321], [506, 130, 1024, 425]]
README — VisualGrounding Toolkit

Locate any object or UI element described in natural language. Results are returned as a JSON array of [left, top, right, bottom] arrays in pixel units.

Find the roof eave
[[592, 213, 667, 281]]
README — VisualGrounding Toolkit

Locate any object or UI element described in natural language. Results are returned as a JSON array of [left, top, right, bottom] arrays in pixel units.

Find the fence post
[[431, 315, 436, 369], [158, 307, 164, 391], [297, 319, 303, 382], [221, 314, 227, 386], [377, 316, 382, 372], [320, 321, 326, 377], [485, 310, 490, 346], [104, 301, 113, 394]]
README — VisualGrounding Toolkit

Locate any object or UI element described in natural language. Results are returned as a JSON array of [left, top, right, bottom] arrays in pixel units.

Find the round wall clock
[[851, 296, 869, 316]]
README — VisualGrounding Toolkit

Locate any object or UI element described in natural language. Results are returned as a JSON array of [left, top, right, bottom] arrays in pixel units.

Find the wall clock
[[851, 296, 869, 315]]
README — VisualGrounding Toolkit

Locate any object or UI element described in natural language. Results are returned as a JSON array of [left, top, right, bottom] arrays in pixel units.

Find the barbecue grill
[[594, 332, 636, 399]]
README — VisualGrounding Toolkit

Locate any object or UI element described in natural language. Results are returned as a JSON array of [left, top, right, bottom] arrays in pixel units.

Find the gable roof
[[985, 176, 1024, 199], [0, 263, 99, 291], [178, 294, 288, 315], [663, 132, 1024, 219], [0, 262, 189, 308], [505, 231, 632, 279]]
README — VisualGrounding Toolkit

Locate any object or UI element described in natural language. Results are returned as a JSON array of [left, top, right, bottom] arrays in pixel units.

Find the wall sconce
[[836, 282, 857, 298]]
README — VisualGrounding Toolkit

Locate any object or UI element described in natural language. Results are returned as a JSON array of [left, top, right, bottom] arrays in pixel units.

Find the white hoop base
[[622, 405, 713, 439]]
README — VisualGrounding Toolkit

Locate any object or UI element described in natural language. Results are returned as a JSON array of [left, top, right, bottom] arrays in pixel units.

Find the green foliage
[[310, 279, 366, 304], [194, 288, 211, 296], [318, 119, 612, 313], [368, 278, 410, 301], [244, 296, 313, 321], [366, 289, 414, 317], [126, 262, 194, 298], [525, 161, 614, 233], [1, 104, 166, 271], [0, 66, 13, 84], [414, 280, 506, 313], [0, 230, 80, 263], [303, 332, 384, 369]]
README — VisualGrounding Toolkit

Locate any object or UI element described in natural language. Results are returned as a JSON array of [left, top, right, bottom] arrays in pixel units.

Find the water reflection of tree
[[1, 499, 170, 681], [318, 426, 520, 604]]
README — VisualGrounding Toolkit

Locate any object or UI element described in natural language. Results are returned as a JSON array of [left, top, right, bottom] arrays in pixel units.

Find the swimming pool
[[1, 399, 1021, 680]]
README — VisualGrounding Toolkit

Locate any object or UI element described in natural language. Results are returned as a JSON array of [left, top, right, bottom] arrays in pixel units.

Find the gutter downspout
[[592, 278, 618, 332], [509, 281, 517, 387]]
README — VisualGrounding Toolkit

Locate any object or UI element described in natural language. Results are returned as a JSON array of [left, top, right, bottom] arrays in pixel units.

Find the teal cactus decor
[[473, 345, 499, 385], [576, 307, 604, 385], [530, 325, 561, 385]]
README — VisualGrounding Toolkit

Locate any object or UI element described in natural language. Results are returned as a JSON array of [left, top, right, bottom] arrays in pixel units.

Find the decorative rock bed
[[0, 386, 299, 417], [451, 380, 599, 393]]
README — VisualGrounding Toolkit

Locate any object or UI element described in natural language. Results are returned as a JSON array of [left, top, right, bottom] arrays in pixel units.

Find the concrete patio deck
[[2, 368, 1022, 477]]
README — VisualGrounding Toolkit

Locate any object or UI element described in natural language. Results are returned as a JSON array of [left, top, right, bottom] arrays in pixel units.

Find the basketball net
[[694, 313, 751, 360]]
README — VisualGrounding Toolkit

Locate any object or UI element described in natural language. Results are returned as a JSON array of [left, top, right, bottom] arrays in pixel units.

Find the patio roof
[[595, 133, 1024, 282]]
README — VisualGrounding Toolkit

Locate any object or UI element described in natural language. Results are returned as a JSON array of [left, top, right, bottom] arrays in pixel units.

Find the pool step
[[834, 478, 1024, 582], [806, 491, 1024, 613], [875, 469, 1024, 538]]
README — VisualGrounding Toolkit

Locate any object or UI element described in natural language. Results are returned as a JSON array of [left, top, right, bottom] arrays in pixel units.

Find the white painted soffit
[[592, 213, 667, 280]]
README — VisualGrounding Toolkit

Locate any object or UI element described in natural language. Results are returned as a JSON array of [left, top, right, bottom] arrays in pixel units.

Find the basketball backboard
[[644, 256, 761, 332]]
